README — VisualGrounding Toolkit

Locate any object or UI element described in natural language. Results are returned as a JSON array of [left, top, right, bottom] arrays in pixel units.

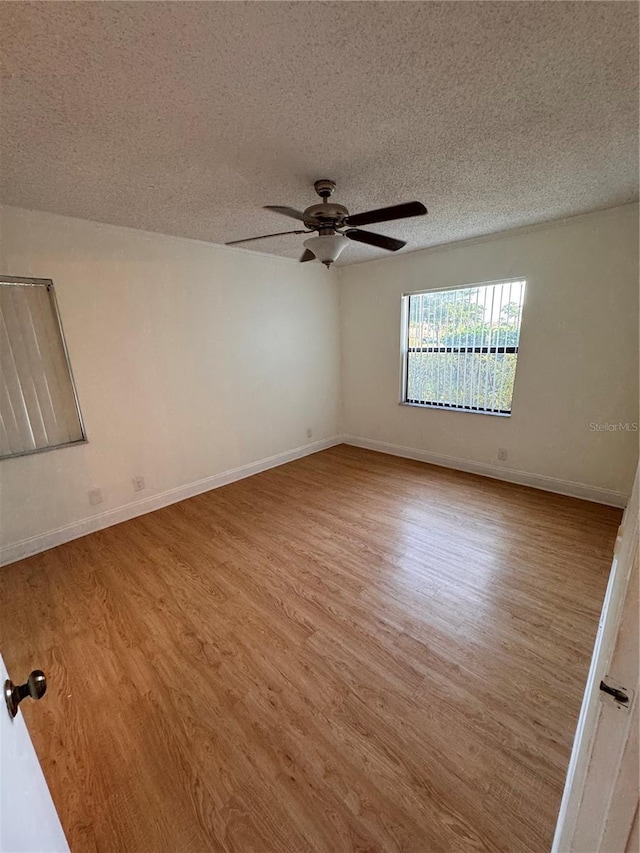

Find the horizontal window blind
[[403, 280, 526, 415], [0, 279, 85, 459]]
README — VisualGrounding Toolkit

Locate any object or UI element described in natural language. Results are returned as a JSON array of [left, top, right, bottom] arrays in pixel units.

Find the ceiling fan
[[225, 180, 427, 267]]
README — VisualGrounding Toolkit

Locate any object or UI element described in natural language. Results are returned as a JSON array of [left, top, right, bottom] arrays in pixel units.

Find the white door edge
[[552, 466, 639, 852]]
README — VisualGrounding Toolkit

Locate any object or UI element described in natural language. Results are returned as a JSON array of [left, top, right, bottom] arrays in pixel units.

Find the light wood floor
[[0, 446, 621, 852]]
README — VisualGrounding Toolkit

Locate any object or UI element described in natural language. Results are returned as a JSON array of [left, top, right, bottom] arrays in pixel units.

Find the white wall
[[0, 207, 341, 560], [339, 205, 639, 504]]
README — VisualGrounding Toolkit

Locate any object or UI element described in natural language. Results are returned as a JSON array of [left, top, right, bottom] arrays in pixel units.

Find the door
[[0, 655, 69, 853], [552, 467, 639, 852]]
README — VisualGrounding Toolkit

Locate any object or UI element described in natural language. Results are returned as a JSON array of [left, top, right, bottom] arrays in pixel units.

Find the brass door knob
[[5, 670, 47, 719]]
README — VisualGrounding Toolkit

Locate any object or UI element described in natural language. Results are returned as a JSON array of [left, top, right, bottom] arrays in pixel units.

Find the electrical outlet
[[497, 448, 508, 462], [306, 428, 313, 439], [88, 488, 103, 506], [132, 476, 145, 492]]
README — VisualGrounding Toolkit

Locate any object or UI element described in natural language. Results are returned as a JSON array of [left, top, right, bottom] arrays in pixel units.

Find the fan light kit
[[226, 180, 427, 267]]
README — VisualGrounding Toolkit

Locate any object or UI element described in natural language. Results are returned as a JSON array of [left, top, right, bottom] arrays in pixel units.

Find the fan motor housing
[[303, 202, 349, 229]]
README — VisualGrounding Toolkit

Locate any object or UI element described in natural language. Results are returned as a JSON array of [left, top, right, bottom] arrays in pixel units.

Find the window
[[401, 279, 526, 415], [0, 277, 86, 459]]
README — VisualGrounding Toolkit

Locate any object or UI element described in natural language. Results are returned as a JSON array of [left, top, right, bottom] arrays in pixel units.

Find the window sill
[[400, 402, 511, 418], [0, 437, 88, 462]]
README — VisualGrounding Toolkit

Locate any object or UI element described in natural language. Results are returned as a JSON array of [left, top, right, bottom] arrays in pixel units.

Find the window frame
[[0, 275, 88, 460], [399, 277, 526, 417]]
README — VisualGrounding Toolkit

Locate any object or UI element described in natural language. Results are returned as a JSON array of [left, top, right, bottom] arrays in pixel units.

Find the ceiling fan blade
[[263, 205, 307, 222], [225, 229, 307, 246], [344, 229, 406, 252], [300, 249, 315, 263], [345, 201, 427, 228]]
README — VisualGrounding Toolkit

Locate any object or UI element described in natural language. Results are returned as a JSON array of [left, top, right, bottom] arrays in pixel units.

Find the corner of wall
[[334, 265, 347, 436]]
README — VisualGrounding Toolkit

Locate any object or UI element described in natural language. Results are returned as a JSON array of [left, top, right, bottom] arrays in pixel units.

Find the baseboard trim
[[342, 435, 628, 508], [0, 437, 342, 567], [2, 434, 627, 567]]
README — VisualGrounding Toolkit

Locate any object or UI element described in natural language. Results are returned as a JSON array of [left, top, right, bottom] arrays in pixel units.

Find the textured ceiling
[[1, 2, 638, 265]]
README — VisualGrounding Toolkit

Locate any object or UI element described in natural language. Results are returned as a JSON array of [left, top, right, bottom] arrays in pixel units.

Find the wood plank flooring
[[0, 445, 621, 852]]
